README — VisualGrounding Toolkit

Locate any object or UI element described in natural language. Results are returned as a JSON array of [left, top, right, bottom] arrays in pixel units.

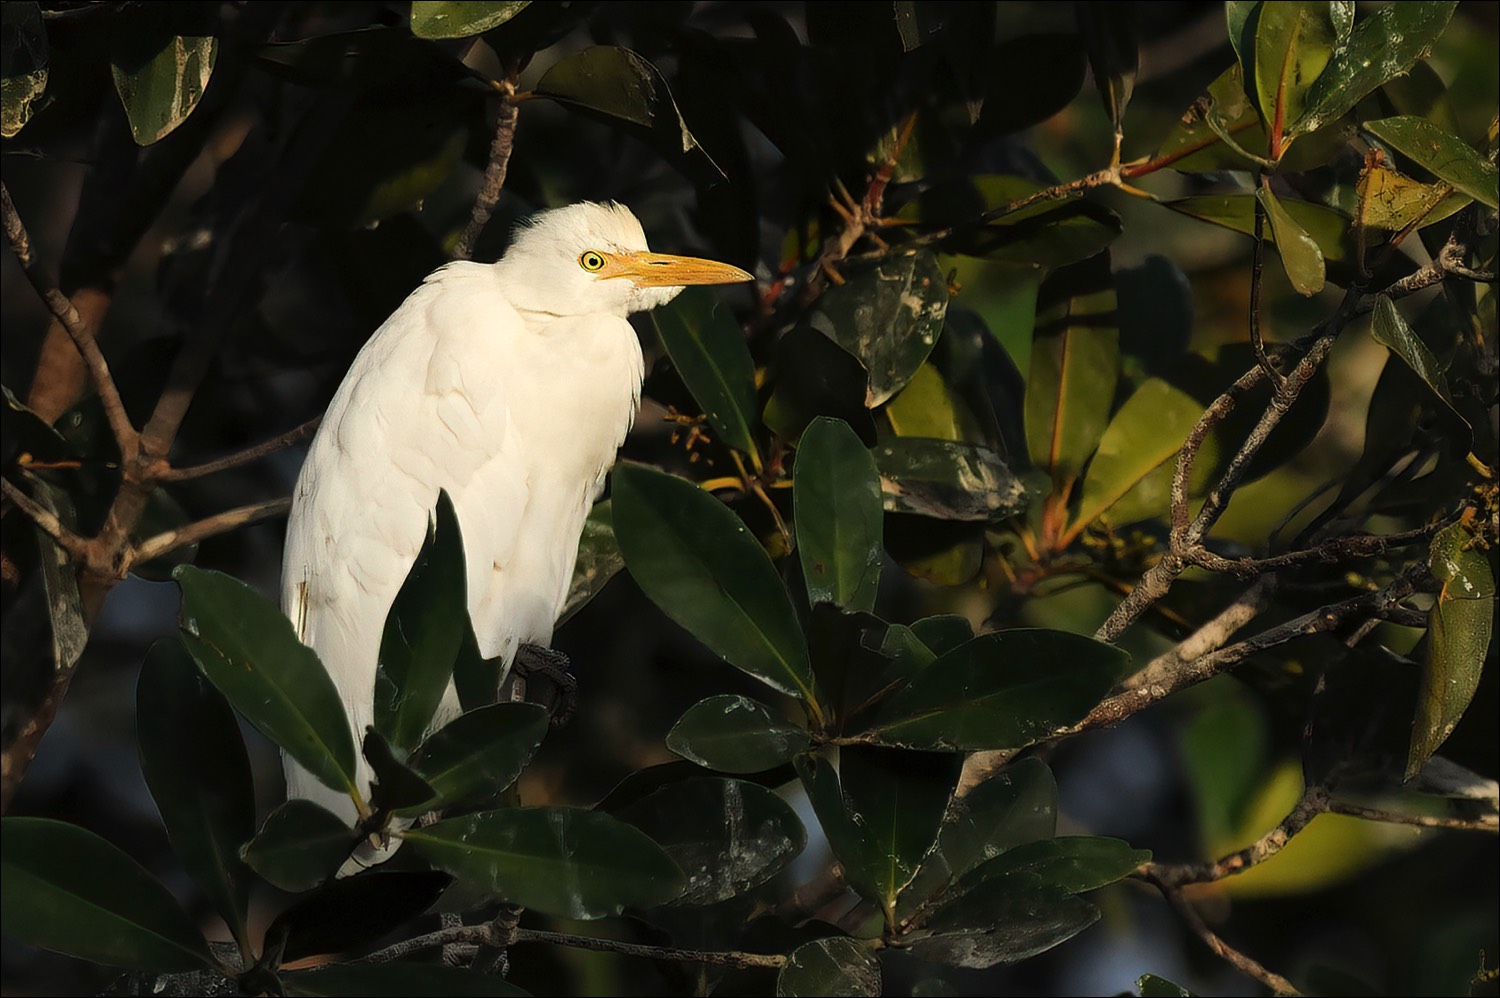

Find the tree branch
[[1149, 784, 1329, 887], [454, 76, 520, 261], [1327, 799, 1497, 833], [131, 498, 292, 565], [159, 418, 321, 482], [1145, 873, 1302, 996], [1, 477, 90, 562]]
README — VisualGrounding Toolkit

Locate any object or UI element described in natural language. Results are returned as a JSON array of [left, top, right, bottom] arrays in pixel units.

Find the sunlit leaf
[[1364, 116, 1499, 209], [1356, 165, 1471, 231], [1256, 186, 1325, 295], [1073, 377, 1203, 531], [794, 417, 882, 612], [873, 438, 1027, 521], [652, 287, 761, 461], [1025, 284, 1119, 487], [1135, 64, 1264, 174], [1166, 194, 1349, 262], [1, 2, 47, 138], [409, 1, 529, 39], [1252, 2, 1337, 155], [111, 17, 217, 145], [666, 695, 810, 773], [777, 936, 880, 997]]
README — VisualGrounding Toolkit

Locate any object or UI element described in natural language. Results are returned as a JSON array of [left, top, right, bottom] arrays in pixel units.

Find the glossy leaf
[[1356, 165, 1471, 231], [910, 872, 1099, 968], [811, 251, 948, 407], [1166, 194, 1348, 262], [409, 1, 529, 39], [375, 491, 468, 753], [777, 937, 881, 997], [872, 438, 1027, 521], [1293, 1, 1458, 135], [1078, 3, 1137, 129], [1073, 377, 1203, 530], [1, 817, 213, 971], [403, 807, 685, 918], [1256, 186, 1324, 296], [285, 962, 528, 996], [241, 800, 359, 893], [653, 287, 761, 461], [1138, 974, 1196, 997], [1, 1, 46, 138], [613, 463, 818, 706], [111, 25, 217, 145], [268, 870, 451, 963], [618, 777, 805, 905], [1252, 2, 1337, 153], [1139, 64, 1264, 174], [1024, 286, 1119, 486], [174, 565, 357, 796], [137, 639, 255, 949], [1364, 115, 1499, 209], [406, 702, 547, 811], [559, 500, 624, 625], [808, 605, 904, 729], [1410, 525, 1495, 779], [965, 836, 1150, 893], [666, 695, 810, 773], [363, 728, 438, 815], [910, 615, 974, 658], [795, 417, 883, 612], [868, 630, 1132, 751], [1370, 295, 1467, 427]]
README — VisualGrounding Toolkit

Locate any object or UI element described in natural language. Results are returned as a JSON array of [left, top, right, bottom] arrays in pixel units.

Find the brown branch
[[1145, 873, 1302, 995], [1, 478, 90, 562], [131, 498, 292, 566], [1327, 800, 1498, 833], [1186, 519, 1447, 578], [160, 418, 321, 482], [454, 76, 520, 262], [1150, 784, 1330, 887]]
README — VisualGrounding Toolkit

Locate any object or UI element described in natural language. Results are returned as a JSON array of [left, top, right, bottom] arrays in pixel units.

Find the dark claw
[[514, 643, 578, 727]]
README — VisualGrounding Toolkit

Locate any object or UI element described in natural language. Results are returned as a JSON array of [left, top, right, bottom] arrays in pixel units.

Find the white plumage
[[280, 202, 752, 829]]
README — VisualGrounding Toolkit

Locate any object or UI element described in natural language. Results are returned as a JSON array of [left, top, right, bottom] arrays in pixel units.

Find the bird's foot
[[514, 643, 578, 728]]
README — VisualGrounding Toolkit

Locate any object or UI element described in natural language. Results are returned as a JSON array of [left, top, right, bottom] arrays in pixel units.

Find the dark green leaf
[[1, 2, 47, 138], [1183, 686, 1270, 849], [872, 438, 1027, 521], [868, 630, 1132, 750], [269, 871, 451, 963], [12, 474, 87, 680], [795, 417, 883, 612], [974, 35, 1088, 138], [919, 177, 1122, 269], [559, 500, 624, 625], [1364, 115, 1499, 209], [1293, 1, 1458, 135], [1410, 525, 1495, 779], [403, 807, 685, 918], [776, 936, 881, 997], [965, 836, 1149, 893], [1078, 2, 1137, 129], [1370, 295, 1468, 427], [407, 702, 548, 811], [241, 800, 359, 893], [810, 252, 948, 407], [285, 962, 528, 996], [174, 565, 357, 797], [1166, 194, 1349, 262], [1256, 186, 1325, 295], [1, 817, 213, 971], [666, 695, 810, 773], [1074, 377, 1205, 530], [808, 605, 903, 729], [653, 287, 761, 461], [137, 639, 255, 950], [619, 777, 806, 905], [910, 872, 1099, 968], [110, 22, 217, 144], [375, 492, 468, 753], [363, 728, 438, 815], [612, 463, 818, 707], [909, 615, 973, 658], [1138, 64, 1264, 174], [1025, 283, 1119, 487], [1252, 2, 1337, 152], [409, 1, 529, 39], [1138, 974, 1196, 997]]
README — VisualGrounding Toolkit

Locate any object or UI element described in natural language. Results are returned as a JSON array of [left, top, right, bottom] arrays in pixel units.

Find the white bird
[[280, 201, 752, 832]]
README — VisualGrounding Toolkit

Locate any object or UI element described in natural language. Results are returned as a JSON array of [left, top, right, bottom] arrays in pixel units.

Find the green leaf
[[777, 937, 881, 997], [1256, 186, 1325, 295], [1138, 974, 1196, 997], [1166, 194, 1349, 262], [1356, 164, 1472, 231], [174, 565, 358, 796], [1, 817, 213, 971], [111, 24, 217, 145], [363, 728, 439, 815], [1078, 2, 1137, 130], [884, 362, 985, 442], [375, 492, 468, 753], [1139, 64, 1265, 173], [965, 836, 1150, 893], [1024, 284, 1119, 487], [1364, 115, 1499, 209], [1251, 2, 1337, 153], [1370, 295, 1468, 427], [867, 630, 1132, 751], [794, 417, 883, 612], [1, 2, 47, 138], [612, 463, 818, 707], [1072, 377, 1203, 530], [1293, 1, 1458, 135], [11, 473, 88, 680], [407, 702, 548, 812], [618, 777, 806, 905], [909, 615, 974, 658], [409, 1, 530, 39], [1410, 525, 1495, 779], [404, 807, 685, 918], [916, 177, 1122, 269], [137, 639, 255, 951], [811, 251, 949, 407], [652, 287, 761, 462], [909, 872, 1099, 968], [268, 871, 451, 963], [240, 800, 359, 893], [559, 500, 624, 625], [666, 695, 811, 773], [285, 962, 529, 996], [1183, 686, 1270, 851], [872, 438, 1027, 521]]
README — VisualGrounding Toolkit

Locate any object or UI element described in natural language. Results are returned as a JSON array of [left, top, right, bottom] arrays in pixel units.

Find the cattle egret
[[281, 201, 753, 838]]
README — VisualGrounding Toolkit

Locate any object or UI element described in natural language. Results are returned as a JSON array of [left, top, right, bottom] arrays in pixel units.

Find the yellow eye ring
[[579, 251, 606, 272]]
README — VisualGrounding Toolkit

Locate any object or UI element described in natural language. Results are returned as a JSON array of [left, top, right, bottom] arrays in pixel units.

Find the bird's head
[[495, 201, 753, 317]]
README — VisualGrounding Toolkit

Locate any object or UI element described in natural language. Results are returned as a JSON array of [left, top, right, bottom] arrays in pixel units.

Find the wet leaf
[[285, 962, 528, 996], [777, 936, 880, 997], [1364, 115, 1499, 209], [111, 20, 217, 145], [909, 871, 1098, 968], [794, 417, 883, 612], [1025, 284, 1119, 487], [652, 287, 761, 461], [406, 702, 548, 812], [1256, 186, 1325, 295], [1, 817, 213, 971], [613, 463, 818, 707], [409, 1, 530, 39], [619, 777, 805, 905], [137, 639, 255, 950], [241, 800, 359, 893], [1073, 377, 1204, 530], [174, 566, 357, 797], [872, 438, 1027, 521], [268, 871, 451, 963], [964, 835, 1150, 894], [559, 501, 623, 625], [403, 807, 684, 919], [1370, 295, 1467, 427], [1, 1, 46, 138], [666, 695, 810, 773], [1251, 2, 1337, 154]]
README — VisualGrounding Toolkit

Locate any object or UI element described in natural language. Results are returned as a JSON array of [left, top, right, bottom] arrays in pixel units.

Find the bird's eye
[[579, 251, 606, 272]]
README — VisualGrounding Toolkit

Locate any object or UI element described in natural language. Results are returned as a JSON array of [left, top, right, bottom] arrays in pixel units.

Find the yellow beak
[[600, 251, 754, 288]]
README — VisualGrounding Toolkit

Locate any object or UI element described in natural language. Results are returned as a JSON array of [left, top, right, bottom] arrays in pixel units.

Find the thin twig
[[1186, 519, 1447, 577], [1149, 784, 1330, 887], [1249, 175, 1282, 386], [131, 498, 291, 565], [160, 418, 321, 482], [1, 478, 90, 561], [454, 76, 520, 261], [1145, 873, 1302, 995], [1327, 800, 1497, 833]]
